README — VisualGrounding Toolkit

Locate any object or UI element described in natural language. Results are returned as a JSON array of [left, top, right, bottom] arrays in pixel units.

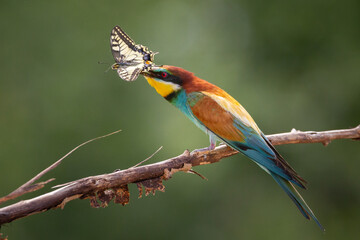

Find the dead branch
[[0, 130, 122, 205], [0, 126, 359, 226]]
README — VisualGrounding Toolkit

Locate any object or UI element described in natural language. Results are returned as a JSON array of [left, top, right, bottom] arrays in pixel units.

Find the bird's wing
[[187, 91, 306, 188]]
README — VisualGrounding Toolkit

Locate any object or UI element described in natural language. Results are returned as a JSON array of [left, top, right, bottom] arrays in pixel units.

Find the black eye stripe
[[156, 71, 182, 85]]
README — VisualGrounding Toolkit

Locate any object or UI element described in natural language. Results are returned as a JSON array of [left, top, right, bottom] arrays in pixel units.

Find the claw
[[192, 133, 218, 153], [192, 146, 213, 153]]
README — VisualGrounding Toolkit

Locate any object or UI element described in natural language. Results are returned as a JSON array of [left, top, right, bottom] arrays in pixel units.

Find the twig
[[268, 126, 360, 146], [0, 126, 358, 226], [0, 130, 122, 205], [131, 146, 163, 168], [52, 145, 163, 189]]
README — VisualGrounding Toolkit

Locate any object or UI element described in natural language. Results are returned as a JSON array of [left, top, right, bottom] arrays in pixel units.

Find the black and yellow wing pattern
[[110, 26, 156, 82]]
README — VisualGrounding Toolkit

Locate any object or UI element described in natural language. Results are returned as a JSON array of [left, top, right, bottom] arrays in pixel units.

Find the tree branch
[[0, 130, 122, 205], [0, 126, 359, 226]]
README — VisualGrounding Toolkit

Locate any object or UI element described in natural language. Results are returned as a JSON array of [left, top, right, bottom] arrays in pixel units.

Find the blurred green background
[[0, 0, 359, 239]]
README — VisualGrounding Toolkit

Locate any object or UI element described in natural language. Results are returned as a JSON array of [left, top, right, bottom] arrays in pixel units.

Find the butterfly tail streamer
[[270, 172, 325, 231]]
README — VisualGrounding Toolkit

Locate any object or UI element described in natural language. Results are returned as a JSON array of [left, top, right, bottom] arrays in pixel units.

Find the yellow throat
[[145, 76, 180, 97]]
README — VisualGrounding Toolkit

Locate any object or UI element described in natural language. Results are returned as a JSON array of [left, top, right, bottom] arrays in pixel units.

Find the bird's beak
[[141, 71, 152, 78], [141, 66, 161, 78], [141, 69, 157, 82]]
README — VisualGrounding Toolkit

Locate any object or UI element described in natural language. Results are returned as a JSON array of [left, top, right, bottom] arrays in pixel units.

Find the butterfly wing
[[110, 26, 137, 62], [116, 65, 142, 82], [110, 26, 156, 81]]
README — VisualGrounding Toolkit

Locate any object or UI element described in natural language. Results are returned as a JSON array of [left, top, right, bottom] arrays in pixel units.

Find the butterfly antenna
[[104, 65, 112, 73], [98, 61, 113, 73]]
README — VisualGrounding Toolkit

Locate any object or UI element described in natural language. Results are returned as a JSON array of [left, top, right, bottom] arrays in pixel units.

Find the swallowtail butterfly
[[110, 26, 156, 82]]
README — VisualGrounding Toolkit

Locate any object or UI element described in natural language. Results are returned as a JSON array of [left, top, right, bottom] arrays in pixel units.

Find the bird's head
[[142, 65, 195, 98]]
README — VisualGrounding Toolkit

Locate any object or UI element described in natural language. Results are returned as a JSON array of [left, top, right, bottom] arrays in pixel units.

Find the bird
[[142, 65, 324, 230]]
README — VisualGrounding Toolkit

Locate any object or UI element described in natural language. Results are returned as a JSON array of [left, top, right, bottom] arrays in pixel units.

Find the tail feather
[[270, 173, 325, 231]]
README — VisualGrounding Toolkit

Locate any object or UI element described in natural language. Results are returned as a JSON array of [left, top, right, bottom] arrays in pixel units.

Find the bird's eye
[[161, 72, 168, 78]]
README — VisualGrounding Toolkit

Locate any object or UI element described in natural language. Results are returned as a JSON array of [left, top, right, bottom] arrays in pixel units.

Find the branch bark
[[0, 126, 359, 226]]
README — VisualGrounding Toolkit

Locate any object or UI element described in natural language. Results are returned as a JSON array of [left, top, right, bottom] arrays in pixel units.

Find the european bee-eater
[[142, 65, 323, 230]]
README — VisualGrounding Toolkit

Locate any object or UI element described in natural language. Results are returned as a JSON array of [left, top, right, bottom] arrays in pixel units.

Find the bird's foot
[[191, 143, 216, 154]]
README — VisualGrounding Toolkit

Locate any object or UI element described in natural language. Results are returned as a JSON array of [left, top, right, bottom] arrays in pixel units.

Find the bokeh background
[[0, 0, 359, 239]]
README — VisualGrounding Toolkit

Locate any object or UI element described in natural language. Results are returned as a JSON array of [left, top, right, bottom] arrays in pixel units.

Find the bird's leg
[[208, 133, 217, 150], [192, 133, 217, 153]]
